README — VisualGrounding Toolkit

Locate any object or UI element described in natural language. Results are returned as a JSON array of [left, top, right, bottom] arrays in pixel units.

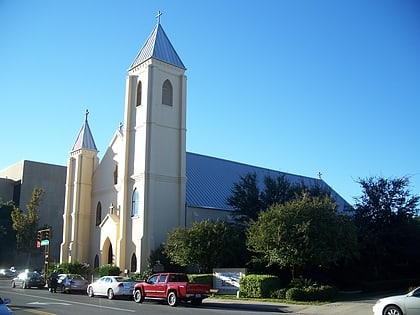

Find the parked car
[[57, 274, 89, 293], [87, 276, 136, 299], [373, 287, 420, 315], [0, 297, 13, 315], [133, 273, 211, 307], [11, 271, 45, 289], [0, 268, 16, 278]]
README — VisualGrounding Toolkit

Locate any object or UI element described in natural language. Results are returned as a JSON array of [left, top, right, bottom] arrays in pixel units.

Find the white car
[[373, 287, 420, 315], [87, 276, 136, 300]]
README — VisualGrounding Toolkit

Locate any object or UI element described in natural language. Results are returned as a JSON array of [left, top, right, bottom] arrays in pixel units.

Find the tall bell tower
[[121, 15, 187, 270]]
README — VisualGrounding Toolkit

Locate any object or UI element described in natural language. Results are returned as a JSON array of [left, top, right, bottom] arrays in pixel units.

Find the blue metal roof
[[71, 117, 98, 152], [186, 152, 349, 211], [129, 23, 186, 70]]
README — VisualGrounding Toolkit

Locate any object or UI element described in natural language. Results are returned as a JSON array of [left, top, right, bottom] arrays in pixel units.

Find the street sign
[[41, 240, 49, 246]]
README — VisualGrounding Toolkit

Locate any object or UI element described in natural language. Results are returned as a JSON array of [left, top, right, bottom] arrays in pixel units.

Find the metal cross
[[156, 11, 162, 24], [85, 109, 89, 122]]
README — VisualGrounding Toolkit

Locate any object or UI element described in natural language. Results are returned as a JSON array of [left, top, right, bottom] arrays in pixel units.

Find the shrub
[[270, 288, 288, 299], [98, 264, 121, 277], [286, 287, 306, 301], [286, 285, 337, 301], [240, 274, 281, 298]]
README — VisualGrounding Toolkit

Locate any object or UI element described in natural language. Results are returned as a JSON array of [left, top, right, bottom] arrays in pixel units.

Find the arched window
[[113, 164, 118, 185], [162, 79, 173, 106], [107, 243, 113, 264], [136, 81, 142, 106], [131, 253, 137, 272], [94, 254, 99, 269], [96, 202, 102, 226], [131, 188, 139, 217]]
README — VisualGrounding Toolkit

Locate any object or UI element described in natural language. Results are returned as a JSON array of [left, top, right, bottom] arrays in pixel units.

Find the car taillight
[[118, 283, 124, 287]]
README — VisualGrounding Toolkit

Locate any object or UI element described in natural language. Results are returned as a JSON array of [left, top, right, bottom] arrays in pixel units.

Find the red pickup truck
[[133, 273, 210, 307]]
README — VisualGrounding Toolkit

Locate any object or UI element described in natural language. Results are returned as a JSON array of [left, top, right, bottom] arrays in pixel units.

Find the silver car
[[373, 287, 420, 315], [57, 274, 88, 293]]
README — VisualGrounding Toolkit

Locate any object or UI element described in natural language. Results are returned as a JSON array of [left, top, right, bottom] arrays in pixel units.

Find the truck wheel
[[167, 291, 178, 307], [191, 298, 203, 306], [133, 289, 144, 303]]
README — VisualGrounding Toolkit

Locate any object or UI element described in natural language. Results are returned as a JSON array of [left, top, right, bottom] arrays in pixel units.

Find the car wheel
[[133, 289, 144, 303], [61, 285, 66, 293], [87, 286, 94, 297], [384, 305, 402, 315], [107, 288, 114, 300], [167, 291, 178, 307], [22, 281, 26, 289]]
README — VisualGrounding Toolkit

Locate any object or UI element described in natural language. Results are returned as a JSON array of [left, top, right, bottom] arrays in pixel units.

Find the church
[[60, 19, 348, 273]]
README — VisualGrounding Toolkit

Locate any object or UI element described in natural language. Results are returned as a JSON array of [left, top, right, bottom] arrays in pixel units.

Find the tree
[[352, 176, 420, 279], [227, 173, 262, 223], [228, 172, 334, 224], [164, 219, 248, 273], [246, 192, 357, 279], [11, 188, 44, 267]]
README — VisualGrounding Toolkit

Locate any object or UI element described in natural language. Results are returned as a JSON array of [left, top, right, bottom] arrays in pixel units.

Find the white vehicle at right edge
[[373, 287, 420, 315]]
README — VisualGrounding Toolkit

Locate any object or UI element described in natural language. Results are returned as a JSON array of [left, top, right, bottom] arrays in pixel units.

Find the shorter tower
[[60, 110, 98, 263]]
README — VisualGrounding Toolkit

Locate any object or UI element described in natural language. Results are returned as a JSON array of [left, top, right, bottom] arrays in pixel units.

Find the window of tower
[[113, 164, 118, 185], [136, 81, 142, 106], [96, 202, 102, 226], [131, 188, 139, 217], [162, 79, 173, 106], [131, 253, 137, 272]]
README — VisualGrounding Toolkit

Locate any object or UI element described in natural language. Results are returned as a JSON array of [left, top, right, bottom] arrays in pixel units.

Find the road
[[0, 280, 375, 314]]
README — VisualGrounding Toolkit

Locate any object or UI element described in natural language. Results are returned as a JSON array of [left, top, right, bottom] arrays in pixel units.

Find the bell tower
[[121, 16, 187, 270]]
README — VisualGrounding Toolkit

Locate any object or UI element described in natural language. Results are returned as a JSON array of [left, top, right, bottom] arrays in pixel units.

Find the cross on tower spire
[[156, 11, 162, 24], [85, 109, 89, 122]]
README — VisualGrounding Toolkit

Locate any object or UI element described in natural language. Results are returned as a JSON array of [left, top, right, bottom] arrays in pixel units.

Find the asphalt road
[[0, 279, 375, 314]]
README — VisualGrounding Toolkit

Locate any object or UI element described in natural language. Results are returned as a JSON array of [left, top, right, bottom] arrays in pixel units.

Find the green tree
[[352, 176, 420, 279], [164, 219, 248, 273], [11, 188, 44, 266], [227, 172, 334, 224], [246, 193, 357, 278]]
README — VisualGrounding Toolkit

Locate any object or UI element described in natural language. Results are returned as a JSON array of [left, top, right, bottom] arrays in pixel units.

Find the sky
[[1, 0, 419, 205]]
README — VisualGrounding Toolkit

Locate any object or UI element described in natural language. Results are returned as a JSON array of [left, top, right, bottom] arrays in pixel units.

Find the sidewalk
[[205, 297, 375, 314]]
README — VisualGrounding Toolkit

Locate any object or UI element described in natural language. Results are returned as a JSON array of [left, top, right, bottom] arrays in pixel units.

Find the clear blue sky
[[1, 0, 419, 204]]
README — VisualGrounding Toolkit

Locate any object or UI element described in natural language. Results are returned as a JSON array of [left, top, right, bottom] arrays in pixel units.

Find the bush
[[270, 288, 288, 299], [240, 274, 281, 298], [98, 264, 121, 277], [286, 287, 306, 301], [286, 285, 337, 301]]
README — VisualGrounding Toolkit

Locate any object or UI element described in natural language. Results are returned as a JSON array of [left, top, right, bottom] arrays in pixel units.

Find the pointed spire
[[71, 109, 98, 152], [129, 13, 186, 70]]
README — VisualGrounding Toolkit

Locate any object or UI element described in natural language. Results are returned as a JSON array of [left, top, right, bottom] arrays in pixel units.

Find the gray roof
[[71, 117, 98, 152], [129, 23, 186, 70], [186, 152, 349, 211]]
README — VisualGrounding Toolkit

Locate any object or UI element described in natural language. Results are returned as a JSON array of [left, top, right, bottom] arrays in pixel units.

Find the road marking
[[28, 301, 71, 306], [0, 290, 136, 313]]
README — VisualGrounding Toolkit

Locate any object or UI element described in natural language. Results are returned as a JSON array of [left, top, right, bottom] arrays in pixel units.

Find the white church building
[[60, 19, 349, 273]]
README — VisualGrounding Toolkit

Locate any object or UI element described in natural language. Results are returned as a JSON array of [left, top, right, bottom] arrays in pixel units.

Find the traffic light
[[36, 231, 41, 248], [45, 229, 50, 240]]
